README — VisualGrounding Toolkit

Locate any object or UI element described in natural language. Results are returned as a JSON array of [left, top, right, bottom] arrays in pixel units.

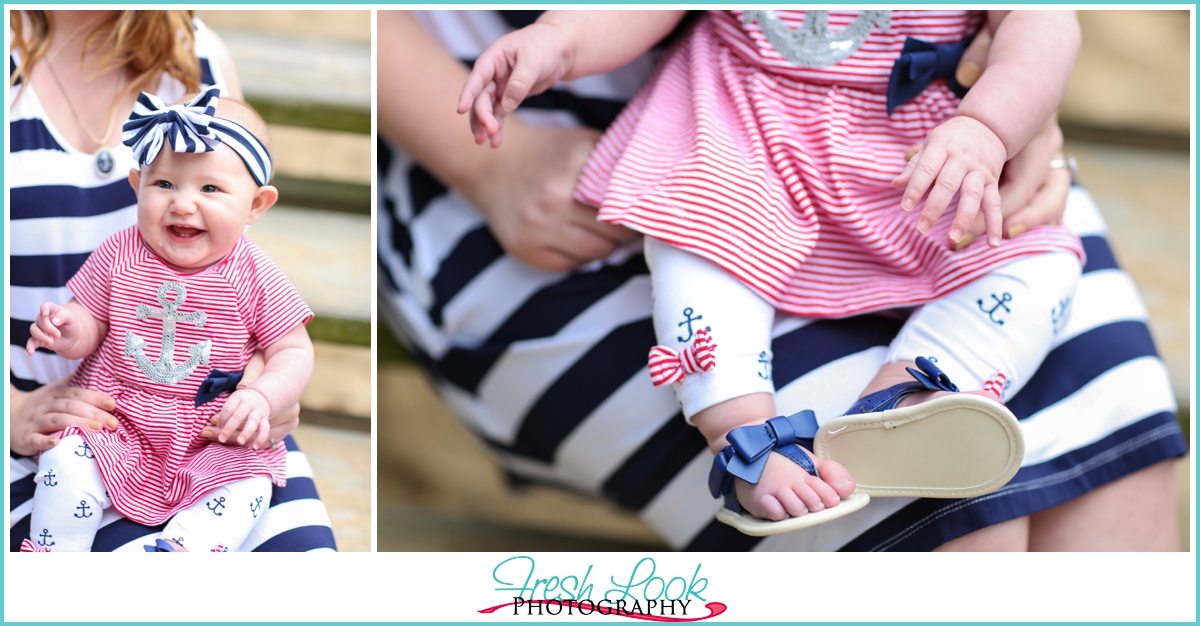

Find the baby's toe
[[792, 482, 826, 513], [776, 488, 811, 518], [756, 494, 788, 522], [813, 455, 856, 499]]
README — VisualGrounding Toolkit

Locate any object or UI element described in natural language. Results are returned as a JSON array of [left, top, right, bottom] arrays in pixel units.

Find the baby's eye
[[201, 184, 219, 193], [156, 180, 173, 189]]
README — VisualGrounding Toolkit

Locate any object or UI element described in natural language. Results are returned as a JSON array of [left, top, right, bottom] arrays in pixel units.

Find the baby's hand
[[26, 302, 81, 356], [213, 388, 271, 449], [893, 116, 1008, 247], [457, 23, 575, 148], [734, 449, 846, 521]]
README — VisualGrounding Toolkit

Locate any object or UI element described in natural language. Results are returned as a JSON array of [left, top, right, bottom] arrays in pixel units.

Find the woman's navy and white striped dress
[[379, 10, 1186, 550], [8, 18, 337, 552]]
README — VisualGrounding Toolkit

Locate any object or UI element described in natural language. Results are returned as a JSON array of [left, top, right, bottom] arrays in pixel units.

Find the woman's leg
[[934, 516, 1030, 551], [1027, 459, 1179, 551]]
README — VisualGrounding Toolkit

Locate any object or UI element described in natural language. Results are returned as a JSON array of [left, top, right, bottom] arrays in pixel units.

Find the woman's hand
[[462, 122, 638, 272], [9, 379, 117, 456], [379, 12, 636, 274], [200, 349, 300, 448]]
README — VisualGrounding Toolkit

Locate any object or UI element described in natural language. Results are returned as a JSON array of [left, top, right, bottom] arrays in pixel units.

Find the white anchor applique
[[125, 281, 212, 384], [743, 10, 891, 68]]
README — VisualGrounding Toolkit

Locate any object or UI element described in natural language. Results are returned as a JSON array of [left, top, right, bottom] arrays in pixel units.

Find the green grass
[[307, 316, 370, 347], [273, 176, 370, 214], [377, 312, 415, 365], [247, 97, 369, 135], [1178, 407, 1190, 448]]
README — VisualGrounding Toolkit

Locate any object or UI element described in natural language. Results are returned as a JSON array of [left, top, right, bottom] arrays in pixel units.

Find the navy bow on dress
[[886, 36, 973, 115], [195, 368, 244, 407]]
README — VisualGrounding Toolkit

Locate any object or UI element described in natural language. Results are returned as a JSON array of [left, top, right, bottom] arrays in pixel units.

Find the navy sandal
[[812, 357, 1024, 499], [709, 412, 870, 536]]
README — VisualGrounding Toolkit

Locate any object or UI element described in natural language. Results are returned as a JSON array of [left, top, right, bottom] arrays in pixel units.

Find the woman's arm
[[379, 11, 635, 272]]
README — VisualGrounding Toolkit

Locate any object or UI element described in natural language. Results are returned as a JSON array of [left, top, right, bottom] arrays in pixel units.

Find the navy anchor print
[[757, 350, 772, 380], [206, 496, 226, 516], [676, 307, 711, 343], [977, 292, 1012, 325], [37, 528, 55, 548], [250, 496, 264, 519], [42, 469, 58, 487], [74, 440, 94, 459], [1051, 297, 1072, 335], [74, 500, 93, 519]]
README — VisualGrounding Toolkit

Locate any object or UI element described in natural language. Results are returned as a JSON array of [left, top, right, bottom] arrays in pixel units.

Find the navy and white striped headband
[[122, 86, 272, 186]]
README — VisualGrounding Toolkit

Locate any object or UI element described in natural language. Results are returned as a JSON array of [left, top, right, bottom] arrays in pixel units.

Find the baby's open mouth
[[168, 225, 205, 239]]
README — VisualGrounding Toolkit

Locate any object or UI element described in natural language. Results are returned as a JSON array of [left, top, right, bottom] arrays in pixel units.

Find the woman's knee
[[1029, 459, 1180, 551], [934, 516, 1030, 552]]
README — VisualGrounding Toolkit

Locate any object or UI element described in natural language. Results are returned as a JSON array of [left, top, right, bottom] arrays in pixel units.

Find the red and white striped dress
[[577, 10, 1084, 317], [61, 226, 312, 525]]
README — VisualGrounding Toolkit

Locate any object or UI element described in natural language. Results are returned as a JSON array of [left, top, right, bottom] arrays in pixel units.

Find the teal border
[[2, 3, 1198, 625]]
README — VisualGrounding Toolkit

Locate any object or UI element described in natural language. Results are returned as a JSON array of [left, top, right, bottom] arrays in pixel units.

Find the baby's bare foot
[[734, 451, 856, 522]]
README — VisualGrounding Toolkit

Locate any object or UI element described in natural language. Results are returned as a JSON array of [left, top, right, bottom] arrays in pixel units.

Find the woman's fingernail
[[106, 418, 119, 429], [954, 233, 975, 250], [902, 199, 913, 211], [210, 417, 218, 425], [88, 421, 101, 430], [200, 430, 212, 438], [502, 97, 516, 111], [48, 437, 58, 447], [956, 61, 982, 88], [949, 228, 963, 242], [1007, 223, 1027, 238], [916, 220, 930, 234], [989, 235, 1001, 247]]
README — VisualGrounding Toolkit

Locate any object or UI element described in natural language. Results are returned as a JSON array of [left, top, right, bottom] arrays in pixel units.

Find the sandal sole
[[715, 490, 871, 536], [813, 394, 1024, 499]]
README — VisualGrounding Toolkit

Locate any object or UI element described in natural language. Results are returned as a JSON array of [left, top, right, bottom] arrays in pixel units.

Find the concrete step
[[246, 206, 370, 322], [377, 365, 665, 548], [304, 342, 370, 420], [205, 27, 369, 112]]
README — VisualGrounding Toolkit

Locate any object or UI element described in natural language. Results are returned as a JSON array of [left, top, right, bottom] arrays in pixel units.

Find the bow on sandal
[[707, 357, 1024, 536], [709, 412, 870, 536], [812, 356, 1025, 499]]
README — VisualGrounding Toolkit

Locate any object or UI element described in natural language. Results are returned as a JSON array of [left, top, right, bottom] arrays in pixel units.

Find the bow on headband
[[122, 86, 273, 186], [886, 36, 972, 116], [648, 329, 717, 386]]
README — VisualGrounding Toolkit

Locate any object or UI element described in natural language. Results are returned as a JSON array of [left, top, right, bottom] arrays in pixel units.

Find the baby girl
[[460, 10, 1083, 535], [22, 88, 314, 552]]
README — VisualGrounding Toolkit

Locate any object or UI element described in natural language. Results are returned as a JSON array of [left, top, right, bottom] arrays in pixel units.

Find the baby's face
[[132, 144, 272, 272]]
